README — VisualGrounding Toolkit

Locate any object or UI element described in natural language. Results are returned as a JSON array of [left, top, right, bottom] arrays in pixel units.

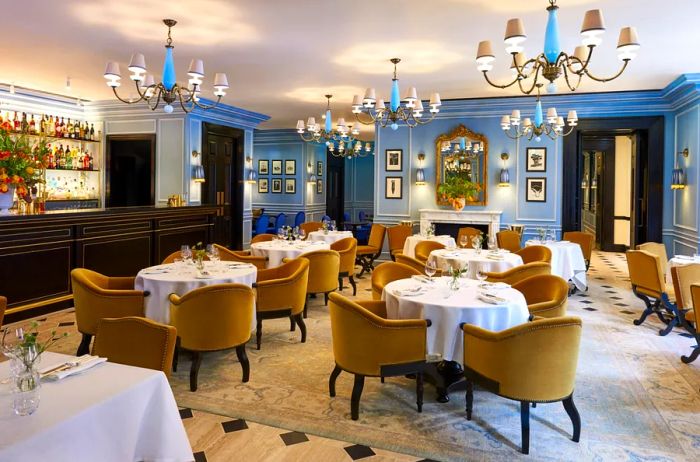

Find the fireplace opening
[[433, 222, 490, 247]]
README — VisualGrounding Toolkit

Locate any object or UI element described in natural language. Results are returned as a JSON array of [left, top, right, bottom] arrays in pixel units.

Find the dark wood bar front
[[0, 206, 217, 321]]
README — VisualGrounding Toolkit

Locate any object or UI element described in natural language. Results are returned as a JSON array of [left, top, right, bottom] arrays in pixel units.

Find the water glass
[[298, 229, 306, 240], [331, 220, 337, 231], [459, 235, 468, 249], [424, 259, 437, 281], [475, 264, 488, 283], [180, 245, 192, 262]]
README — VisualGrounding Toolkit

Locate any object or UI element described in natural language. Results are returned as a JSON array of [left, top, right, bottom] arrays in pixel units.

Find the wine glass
[[459, 235, 469, 249], [475, 263, 488, 286], [424, 258, 437, 282], [277, 229, 286, 241], [487, 235, 497, 252], [331, 220, 337, 231], [298, 228, 306, 240], [180, 245, 192, 264], [207, 245, 220, 265]]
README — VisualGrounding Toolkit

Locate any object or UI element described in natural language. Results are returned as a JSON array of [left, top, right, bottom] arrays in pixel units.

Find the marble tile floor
[[4, 251, 700, 461]]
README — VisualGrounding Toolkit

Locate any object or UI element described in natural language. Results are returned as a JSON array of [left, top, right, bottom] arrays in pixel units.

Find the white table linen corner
[[525, 240, 588, 291], [402, 235, 457, 259]]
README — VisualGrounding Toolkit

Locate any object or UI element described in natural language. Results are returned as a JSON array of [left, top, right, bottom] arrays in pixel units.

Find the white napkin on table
[[478, 292, 508, 305], [40, 355, 107, 381], [393, 287, 425, 297]]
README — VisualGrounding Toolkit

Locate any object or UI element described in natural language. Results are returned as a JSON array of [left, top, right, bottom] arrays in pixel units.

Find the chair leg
[[416, 372, 424, 413], [256, 319, 263, 350], [632, 289, 657, 327], [173, 337, 180, 372], [349, 276, 357, 296], [304, 294, 309, 318], [324, 292, 329, 306], [532, 402, 537, 408], [190, 351, 202, 392], [76, 333, 92, 356], [329, 365, 342, 397], [294, 313, 307, 343], [338, 276, 344, 291], [465, 381, 473, 420], [380, 376, 385, 383], [681, 343, 700, 364], [351, 374, 365, 420], [235, 345, 250, 383], [290, 315, 296, 332], [563, 395, 581, 443], [520, 401, 530, 455]]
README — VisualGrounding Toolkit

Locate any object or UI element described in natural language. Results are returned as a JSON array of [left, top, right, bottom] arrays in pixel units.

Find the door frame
[[562, 116, 664, 245], [202, 123, 245, 249], [105, 134, 156, 207], [325, 149, 345, 222]]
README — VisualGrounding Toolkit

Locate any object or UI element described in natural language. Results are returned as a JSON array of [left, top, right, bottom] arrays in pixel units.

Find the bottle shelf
[[5, 132, 100, 144], [45, 168, 100, 173]]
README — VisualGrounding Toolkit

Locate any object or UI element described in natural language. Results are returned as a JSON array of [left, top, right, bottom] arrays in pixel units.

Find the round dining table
[[307, 230, 354, 244], [135, 261, 257, 325], [250, 239, 330, 268], [402, 234, 457, 259], [429, 248, 523, 279], [525, 240, 587, 290], [383, 276, 529, 363]]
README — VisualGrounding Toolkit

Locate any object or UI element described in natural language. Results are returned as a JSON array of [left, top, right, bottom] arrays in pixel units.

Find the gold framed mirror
[[435, 124, 488, 207]]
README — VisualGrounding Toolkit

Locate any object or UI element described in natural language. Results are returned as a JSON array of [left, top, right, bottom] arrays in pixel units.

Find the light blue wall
[[252, 130, 327, 223], [344, 148, 375, 221], [372, 73, 700, 251]]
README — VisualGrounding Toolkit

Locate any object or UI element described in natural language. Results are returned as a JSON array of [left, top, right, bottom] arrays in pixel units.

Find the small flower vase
[[448, 275, 461, 291], [195, 256, 205, 272], [0, 186, 16, 215], [12, 346, 41, 416]]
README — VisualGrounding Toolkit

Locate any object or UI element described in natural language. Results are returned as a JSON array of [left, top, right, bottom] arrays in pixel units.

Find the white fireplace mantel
[[419, 209, 503, 236]]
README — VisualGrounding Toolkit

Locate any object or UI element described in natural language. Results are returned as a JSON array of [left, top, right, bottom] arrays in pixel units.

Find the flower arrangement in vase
[[471, 231, 485, 254], [437, 176, 481, 211], [0, 129, 51, 214], [192, 242, 207, 271], [445, 264, 468, 291]]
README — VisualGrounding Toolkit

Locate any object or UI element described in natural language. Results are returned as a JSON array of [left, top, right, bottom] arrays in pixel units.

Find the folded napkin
[[478, 292, 508, 305], [411, 275, 434, 284], [195, 274, 215, 279], [486, 255, 505, 261], [392, 287, 425, 297], [675, 255, 695, 260], [479, 282, 511, 290], [40, 355, 107, 381]]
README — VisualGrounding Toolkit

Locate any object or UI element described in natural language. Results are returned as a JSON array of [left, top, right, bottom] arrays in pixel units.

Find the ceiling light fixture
[[352, 58, 441, 130], [103, 19, 229, 113], [500, 84, 577, 141], [476, 0, 639, 94]]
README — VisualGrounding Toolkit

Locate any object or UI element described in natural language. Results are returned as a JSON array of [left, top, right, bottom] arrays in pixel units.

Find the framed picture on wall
[[271, 160, 283, 175], [526, 177, 547, 202], [385, 149, 403, 171], [258, 178, 268, 193], [285, 178, 296, 194], [526, 147, 547, 172], [271, 178, 282, 193], [317, 161, 323, 177], [385, 176, 403, 199], [285, 159, 296, 175], [258, 160, 269, 175], [316, 179, 323, 194]]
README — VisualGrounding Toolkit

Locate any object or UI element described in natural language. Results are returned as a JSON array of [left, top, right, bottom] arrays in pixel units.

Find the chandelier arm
[[482, 71, 520, 90], [502, 130, 519, 140], [147, 90, 163, 111], [516, 65, 544, 95], [567, 45, 595, 75], [298, 132, 316, 142], [353, 111, 378, 126], [561, 125, 576, 137], [515, 56, 540, 80], [561, 64, 583, 92], [413, 111, 439, 126], [132, 80, 150, 101], [111, 87, 143, 105], [192, 96, 223, 111], [176, 95, 195, 113], [584, 59, 630, 83]]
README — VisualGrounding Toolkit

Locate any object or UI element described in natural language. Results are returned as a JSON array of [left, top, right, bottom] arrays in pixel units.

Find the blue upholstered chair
[[268, 213, 286, 234], [294, 212, 306, 228], [321, 215, 331, 223], [254, 215, 269, 236], [342, 212, 351, 231]]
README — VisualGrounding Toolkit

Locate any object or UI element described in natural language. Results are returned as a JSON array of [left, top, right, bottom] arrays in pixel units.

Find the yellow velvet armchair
[[626, 250, 687, 336], [562, 231, 595, 270], [254, 257, 309, 350], [512, 275, 569, 318], [395, 254, 442, 276], [251, 233, 276, 244], [169, 283, 254, 391], [92, 317, 176, 377], [300, 221, 323, 238], [331, 237, 358, 296], [637, 242, 668, 276], [328, 293, 430, 420], [299, 250, 340, 316], [457, 227, 481, 248], [214, 244, 267, 270], [0, 296, 6, 327], [515, 245, 552, 264], [71, 268, 147, 356], [484, 262, 551, 285], [683, 284, 700, 363], [387, 224, 412, 260], [414, 240, 445, 263], [462, 316, 583, 455], [497, 230, 522, 252], [356, 224, 386, 277], [670, 264, 700, 362], [371, 262, 421, 300]]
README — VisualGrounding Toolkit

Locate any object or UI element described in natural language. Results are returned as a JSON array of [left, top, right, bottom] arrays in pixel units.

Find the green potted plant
[[437, 176, 481, 211]]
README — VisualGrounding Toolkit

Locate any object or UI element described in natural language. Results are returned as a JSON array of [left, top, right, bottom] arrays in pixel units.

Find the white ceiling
[[1, 0, 699, 132]]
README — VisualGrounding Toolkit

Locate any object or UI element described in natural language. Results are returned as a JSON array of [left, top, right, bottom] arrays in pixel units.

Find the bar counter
[[0, 205, 217, 321]]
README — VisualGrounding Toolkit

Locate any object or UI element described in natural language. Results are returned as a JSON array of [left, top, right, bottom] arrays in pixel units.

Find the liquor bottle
[[65, 146, 73, 170], [20, 112, 28, 133], [74, 121, 80, 139], [88, 151, 94, 170], [66, 119, 73, 138], [89, 123, 95, 141], [55, 144, 62, 169], [55, 117, 62, 137], [78, 122, 85, 140], [47, 115, 55, 136], [72, 147, 79, 170], [83, 149, 90, 170], [38, 114, 45, 135], [29, 115, 36, 135], [13, 112, 20, 132]]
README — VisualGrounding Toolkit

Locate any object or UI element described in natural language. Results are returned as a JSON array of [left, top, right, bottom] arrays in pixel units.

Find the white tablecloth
[[135, 262, 257, 324], [430, 249, 523, 279], [383, 277, 529, 363], [526, 240, 587, 291], [402, 235, 457, 259], [667, 255, 700, 283], [250, 240, 330, 268], [307, 230, 354, 244], [0, 352, 192, 462]]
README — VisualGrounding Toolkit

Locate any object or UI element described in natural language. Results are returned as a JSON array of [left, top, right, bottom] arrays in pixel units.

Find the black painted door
[[325, 151, 344, 222]]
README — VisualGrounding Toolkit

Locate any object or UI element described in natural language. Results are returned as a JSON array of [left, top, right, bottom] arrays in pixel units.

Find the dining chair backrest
[[371, 262, 421, 300], [321, 215, 331, 223], [626, 250, 665, 298], [343, 212, 351, 222], [497, 230, 522, 252], [636, 242, 668, 277], [367, 224, 387, 251], [457, 227, 482, 249], [274, 213, 287, 232], [562, 231, 594, 264], [0, 296, 6, 328], [387, 224, 413, 255], [414, 240, 445, 262], [670, 263, 700, 309], [294, 211, 305, 228], [255, 215, 270, 235], [359, 210, 367, 221]]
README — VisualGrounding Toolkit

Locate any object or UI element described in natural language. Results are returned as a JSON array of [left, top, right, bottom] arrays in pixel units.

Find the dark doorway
[[325, 151, 345, 222], [106, 134, 155, 207], [201, 123, 244, 249], [562, 117, 663, 250]]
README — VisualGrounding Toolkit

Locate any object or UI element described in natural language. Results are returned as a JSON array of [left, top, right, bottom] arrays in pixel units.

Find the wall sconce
[[191, 150, 200, 158], [498, 153, 510, 187], [672, 148, 689, 190], [192, 165, 205, 183], [244, 156, 257, 184], [307, 161, 317, 184], [415, 153, 426, 185]]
